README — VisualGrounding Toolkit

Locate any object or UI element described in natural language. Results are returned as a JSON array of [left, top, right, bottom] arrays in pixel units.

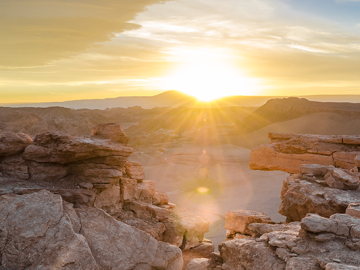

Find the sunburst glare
[[160, 49, 262, 101]]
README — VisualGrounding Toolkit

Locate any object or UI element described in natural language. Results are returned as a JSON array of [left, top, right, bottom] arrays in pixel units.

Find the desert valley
[[2, 92, 360, 269]]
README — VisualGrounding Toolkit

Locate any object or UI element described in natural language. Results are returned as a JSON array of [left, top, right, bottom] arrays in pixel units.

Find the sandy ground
[[130, 144, 288, 249]]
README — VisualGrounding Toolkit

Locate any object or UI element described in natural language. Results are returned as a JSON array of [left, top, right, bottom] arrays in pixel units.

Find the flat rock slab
[[225, 210, 274, 235], [250, 133, 360, 174], [279, 175, 360, 222]]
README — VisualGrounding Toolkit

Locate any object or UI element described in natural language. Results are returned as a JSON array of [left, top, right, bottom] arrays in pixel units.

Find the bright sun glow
[[160, 49, 261, 101]]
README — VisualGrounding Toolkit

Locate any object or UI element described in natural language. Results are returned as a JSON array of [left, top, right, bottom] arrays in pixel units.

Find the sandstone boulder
[[163, 208, 210, 250], [94, 185, 121, 209], [0, 190, 98, 269], [121, 177, 139, 202], [125, 161, 145, 181], [219, 239, 286, 270], [0, 132, 32, 156], [324, 168, 359, 190], [0, 155, 29, 180], [91, 122, 129, 144], [279, 174, 360, 222], [224, 210, 274, 236], [23, 132, 133, 164], [186, 258, 210, 270], [183, 240, 215, 269], [76, 207, 183, 270], [346, 203, 360, 219]]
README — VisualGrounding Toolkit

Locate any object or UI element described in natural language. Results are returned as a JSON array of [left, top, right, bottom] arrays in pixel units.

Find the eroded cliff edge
[[0, 123, 213, 270]]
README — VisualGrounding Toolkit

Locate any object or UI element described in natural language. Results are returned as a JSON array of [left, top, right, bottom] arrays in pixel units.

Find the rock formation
[[0, 124, 211, 269], [186, 132, 360, 269], [250, 133, 360, 173]]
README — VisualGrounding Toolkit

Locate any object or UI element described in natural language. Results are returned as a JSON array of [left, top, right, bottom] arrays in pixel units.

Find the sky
[[1, 0, 360, 103]]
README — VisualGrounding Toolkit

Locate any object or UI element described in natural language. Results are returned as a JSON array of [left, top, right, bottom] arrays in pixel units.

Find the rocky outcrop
[[0, 126, 211, 269], [250, 133, 360, 173], [0, 132, 32, 156], [0, 190, 183, 270], [278, 164, 360, 222], [200, 211, 360, 270]]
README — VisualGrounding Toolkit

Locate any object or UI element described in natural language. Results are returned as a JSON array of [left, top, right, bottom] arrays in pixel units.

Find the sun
[[160, 54, 260, 101]]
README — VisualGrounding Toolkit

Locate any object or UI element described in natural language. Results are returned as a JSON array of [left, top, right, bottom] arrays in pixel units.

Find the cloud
[[0, 0, 170, 67]]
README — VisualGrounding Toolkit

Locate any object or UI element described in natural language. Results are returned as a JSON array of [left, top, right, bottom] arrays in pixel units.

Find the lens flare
[[196, 186, 210, 194]]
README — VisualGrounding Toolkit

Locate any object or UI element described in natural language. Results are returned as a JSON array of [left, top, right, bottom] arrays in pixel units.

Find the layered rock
[[250, 133, 360, 173], [279, 165, 360, 222], [0, 126, 211, 269], [197, 211, 360, 270], [0, 190, 183, 270]]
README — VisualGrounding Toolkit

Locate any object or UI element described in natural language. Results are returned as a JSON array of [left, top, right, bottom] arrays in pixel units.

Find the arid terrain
[[2, 96, 360, 249]]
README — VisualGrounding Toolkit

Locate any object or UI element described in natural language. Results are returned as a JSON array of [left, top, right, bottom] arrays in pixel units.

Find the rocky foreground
[[2, 129, 360, 269], [0, 124, 212, 270]]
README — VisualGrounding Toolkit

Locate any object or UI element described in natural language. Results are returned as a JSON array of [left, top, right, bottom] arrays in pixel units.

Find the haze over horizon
[[1, 0, 360, 103]]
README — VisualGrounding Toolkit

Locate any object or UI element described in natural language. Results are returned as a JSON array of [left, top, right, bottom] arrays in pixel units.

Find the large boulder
[[91, 123, 129, 144], [0, 190, 184, 270], [76, 207, 183, 270], [23, 132, 133, 164], [125, 161, 145, 181], [0, 132, 32, 156], [0, 190, 98, 269], [279, 174, 360, 222], [163, 208, 210, 250], [224, 210, 274, 236], [219, 239, 285, 270]]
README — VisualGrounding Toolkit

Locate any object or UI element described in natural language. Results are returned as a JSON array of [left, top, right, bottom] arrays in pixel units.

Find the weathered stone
[[51, 189, 96, 207], [224, 210, 273, 235], [248, 222, 300, 237], [301, 214, 338, 233], [299, 164, 334, 176], [23, 132, 133, 164], [0, 155, 29, 180], [183, 240, 215, 269], [91, 122, 129, 144], [324, 168, 359, 190], [28, 162, 68, 181], [0, 190, 99, 269], [69, 163, 123, 184], [138, 180, 157, 203], [326, 263, 360, 270], [94, 185, 120, 209], [76, 207, 183, 270], [279, 174, 360, 222], [125, 161, 145, 181], [250, 133, 360, 173], [186, 258, 210, 270], [121, 177, 139, 202], [153, 191, 169, 205], [79, 182, 94, 189], [117, 211, 167, 241], [250, 144, 334, 174], [346, 203, 360, 219], [0, 132, 32, 156], [163, 208, 210, 250], [125, 201, 170, 220], [219, 239, 286, 270], [83, 155, 128, 166]]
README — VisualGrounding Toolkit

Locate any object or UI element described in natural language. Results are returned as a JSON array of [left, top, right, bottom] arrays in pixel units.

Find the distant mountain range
[[2, 90, 360, 109]]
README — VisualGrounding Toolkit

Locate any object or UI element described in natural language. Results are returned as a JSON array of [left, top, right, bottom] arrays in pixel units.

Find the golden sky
[[1, 0, 360, 103]]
